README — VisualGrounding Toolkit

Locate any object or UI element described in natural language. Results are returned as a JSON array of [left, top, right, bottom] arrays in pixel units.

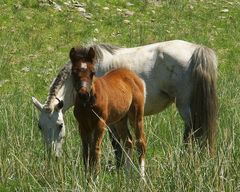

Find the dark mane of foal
[[45, 44, 121, 108]]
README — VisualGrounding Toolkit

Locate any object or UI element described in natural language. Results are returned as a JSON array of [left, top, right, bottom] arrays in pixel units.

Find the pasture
[[0, 0, 240, 191]]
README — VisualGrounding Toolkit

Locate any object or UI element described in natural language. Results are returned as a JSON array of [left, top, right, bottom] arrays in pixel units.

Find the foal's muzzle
[[78, 91, 90, 102], [78, 86, 91, 106], [75, 80, 91, 106]]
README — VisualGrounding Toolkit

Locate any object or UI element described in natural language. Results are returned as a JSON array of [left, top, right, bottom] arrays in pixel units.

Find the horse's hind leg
[[176, 100, 194, 148], [177, 99, 208, 151], [115, 117, 133, 171], [108, 125, 123, 168]]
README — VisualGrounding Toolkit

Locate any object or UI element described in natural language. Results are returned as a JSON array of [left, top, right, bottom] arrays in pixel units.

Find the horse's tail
[[189, 46, 218, 154]]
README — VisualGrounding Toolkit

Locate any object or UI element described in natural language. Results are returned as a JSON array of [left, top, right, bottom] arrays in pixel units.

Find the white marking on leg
[[140, 159, 145, 178]]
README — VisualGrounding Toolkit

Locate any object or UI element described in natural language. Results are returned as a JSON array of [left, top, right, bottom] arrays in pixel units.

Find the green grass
[[0, 0, 240, 191]]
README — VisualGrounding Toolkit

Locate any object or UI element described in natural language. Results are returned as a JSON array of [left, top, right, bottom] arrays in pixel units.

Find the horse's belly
[[144, 89, 174, 116]]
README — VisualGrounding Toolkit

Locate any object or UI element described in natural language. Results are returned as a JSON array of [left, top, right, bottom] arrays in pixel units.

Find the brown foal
[[70, 46, 147, 177]]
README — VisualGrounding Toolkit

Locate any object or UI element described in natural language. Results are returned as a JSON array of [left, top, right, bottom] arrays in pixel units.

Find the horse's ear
[[69, 47, 76, 63], [88, 47, 95, 61], [55, 100, 64, 111], [32, 97, 43, 112]]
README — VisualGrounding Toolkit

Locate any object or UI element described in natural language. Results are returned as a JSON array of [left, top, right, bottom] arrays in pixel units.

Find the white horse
[[32, 40, 217, 161]]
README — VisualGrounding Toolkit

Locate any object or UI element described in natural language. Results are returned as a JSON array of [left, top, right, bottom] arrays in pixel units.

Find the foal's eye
[[91, 71, 95, 77]]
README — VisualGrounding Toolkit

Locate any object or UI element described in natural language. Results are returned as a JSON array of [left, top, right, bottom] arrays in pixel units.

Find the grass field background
[[0, 0, 240, 191]]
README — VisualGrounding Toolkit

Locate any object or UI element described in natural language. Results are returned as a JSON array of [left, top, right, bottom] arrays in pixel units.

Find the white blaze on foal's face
[[32, 97, 65, 157], [81, 62, 87, 69]]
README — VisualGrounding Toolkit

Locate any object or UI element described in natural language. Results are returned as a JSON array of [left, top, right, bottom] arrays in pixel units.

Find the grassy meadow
[[0, 0, 240, 191]]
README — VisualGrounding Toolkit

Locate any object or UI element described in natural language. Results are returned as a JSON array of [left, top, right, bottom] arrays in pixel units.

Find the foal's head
[[70, 47, 96, 104]]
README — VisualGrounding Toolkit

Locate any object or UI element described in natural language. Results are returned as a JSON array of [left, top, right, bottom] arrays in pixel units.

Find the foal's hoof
[[105, 160, 116, 172]]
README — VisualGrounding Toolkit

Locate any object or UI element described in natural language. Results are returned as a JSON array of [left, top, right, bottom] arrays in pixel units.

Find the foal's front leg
[[108, 125, 123, 168], [79, 126, 91, 174], [89, 121, 105, 175], [115, 117, 133, 171]]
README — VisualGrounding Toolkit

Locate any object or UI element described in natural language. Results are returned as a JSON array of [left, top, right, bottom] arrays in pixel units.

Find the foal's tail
[[189, 46, 218, 154]]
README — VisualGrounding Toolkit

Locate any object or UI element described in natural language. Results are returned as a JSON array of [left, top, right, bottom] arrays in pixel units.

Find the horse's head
[[70, 46, 96, 105], [32, 97, 65, 157]]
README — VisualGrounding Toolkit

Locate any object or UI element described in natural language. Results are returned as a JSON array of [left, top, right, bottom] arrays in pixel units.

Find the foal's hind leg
[[129, 104, 146, 178], [114, 117, 133, 171], [135, 116, 146, 177]]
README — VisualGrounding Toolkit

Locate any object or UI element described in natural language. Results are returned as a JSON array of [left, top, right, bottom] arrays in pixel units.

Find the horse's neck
[[96, 48, 125, 75], [50, 76, 76, 114], [61, 76, 76, 113], [96, 47, 138, 75], [95, 49, 113, 76]]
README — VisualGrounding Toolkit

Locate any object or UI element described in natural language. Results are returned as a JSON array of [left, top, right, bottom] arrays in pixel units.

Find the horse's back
[[153, 40, 213, 96], [94, 40, 215, 116]]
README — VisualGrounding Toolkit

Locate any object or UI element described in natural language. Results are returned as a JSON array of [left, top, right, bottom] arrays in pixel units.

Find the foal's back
[[93, 68, 145, 123]]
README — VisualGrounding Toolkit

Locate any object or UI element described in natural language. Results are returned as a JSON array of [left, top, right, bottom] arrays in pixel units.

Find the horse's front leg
[[89, 121, 105, 175]]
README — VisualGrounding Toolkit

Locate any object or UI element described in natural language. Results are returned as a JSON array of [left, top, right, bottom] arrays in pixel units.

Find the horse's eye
[[58, 123, 63, 130], [38, 123, 42, 130]]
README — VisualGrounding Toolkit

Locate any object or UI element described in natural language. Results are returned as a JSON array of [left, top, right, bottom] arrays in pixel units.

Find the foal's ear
[[88, 47, 95, 61], [55, 100, 64, 111], [69, 47, 76, 62]]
